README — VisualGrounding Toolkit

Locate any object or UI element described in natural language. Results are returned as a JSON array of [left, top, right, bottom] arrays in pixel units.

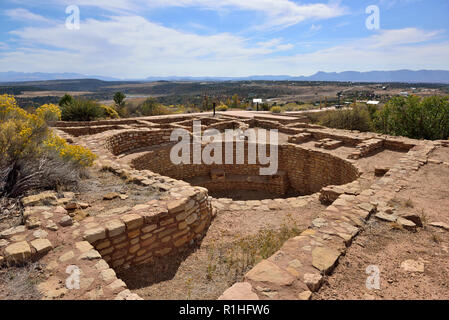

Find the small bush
[[260, 103, 270, 111], [58, 94, 74, 107], [216, 104, 228, 111], [61, 99, 104, 121], [35, 104, 61, 122], [318, 106, 374, 132], [270, 106, 282, 114], [100, 105, 120, 119], [140, 98, 170, 116], [0, 95, 96, 197]]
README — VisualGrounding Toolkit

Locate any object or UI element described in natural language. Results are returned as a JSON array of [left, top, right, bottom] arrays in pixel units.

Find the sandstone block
[[30, 239, 52, 255], [83, 227, 106, 243], [105, 219, 126, 237], [311, 247, 341, 273], [245, 260, 295, 286], [4, 241, 32, 264], [168, 198, 189, 215], [303, 273, 323, 292], [75, 241, 94, 253], [121, 214, 144, 230], [101, 268, 117, 282], [218, 282, 259, 300]]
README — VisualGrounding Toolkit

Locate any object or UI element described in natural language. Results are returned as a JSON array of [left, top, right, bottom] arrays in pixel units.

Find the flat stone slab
[[429, 222, 449, 231], [218, 282, 259, 300], [312, 247, 341, 273], [401, 259, 425, 273], [245, 260, 295, 287]]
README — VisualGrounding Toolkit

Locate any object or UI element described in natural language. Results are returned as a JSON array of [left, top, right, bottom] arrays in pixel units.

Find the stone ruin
[[1, 111, 448, 300]]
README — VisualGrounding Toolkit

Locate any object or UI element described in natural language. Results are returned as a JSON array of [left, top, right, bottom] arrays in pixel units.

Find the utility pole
[[337, 91, 342, 109]]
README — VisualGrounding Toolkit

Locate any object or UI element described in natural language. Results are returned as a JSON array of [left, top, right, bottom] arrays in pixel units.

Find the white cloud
[[267, 29, 449, 75], [4, 8, 51, 23], [9, 0, 347, 30], [149, 0, 347, 29], [1, 3, 447, 78], [2, 15, 293, 77], [367, 28, 442, 48], [310, 24, 322, 32]]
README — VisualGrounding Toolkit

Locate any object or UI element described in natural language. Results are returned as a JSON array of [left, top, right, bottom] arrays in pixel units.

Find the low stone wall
[[281, 144, 360, 195], [130, 142, 360, 196], [51, 119, 142, 127], [83, 186, 213, 272], [56, 125, 128, 137], [254, 114, 301, 125], [105, 129, 174, 155], [190, 171, 289, 196]]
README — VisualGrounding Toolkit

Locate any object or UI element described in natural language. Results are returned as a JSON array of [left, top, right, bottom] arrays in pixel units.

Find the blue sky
[[0, 0, 448, 78]]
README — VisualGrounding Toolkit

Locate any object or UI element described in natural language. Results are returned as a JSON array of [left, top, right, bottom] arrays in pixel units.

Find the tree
[[113, 92, 126, 108], [231, 94, 240, 109], [59, 94, 74, 107]]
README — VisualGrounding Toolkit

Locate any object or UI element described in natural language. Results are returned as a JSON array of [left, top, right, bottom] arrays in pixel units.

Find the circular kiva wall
[[129, 141, 360, 198]]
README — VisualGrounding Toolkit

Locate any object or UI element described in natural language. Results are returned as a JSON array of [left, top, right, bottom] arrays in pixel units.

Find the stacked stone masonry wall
[[83, 186, 213, 272]]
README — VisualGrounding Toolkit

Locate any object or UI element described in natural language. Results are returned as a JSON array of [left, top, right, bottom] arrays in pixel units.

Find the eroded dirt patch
[[316, 221, 449, 300], [0, 263, 45, 300]]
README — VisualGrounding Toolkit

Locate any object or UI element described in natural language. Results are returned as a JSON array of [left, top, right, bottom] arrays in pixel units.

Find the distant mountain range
[[1, 70, 449, 84], [146, 70, 449, 83], [0, 71, 118, 82]]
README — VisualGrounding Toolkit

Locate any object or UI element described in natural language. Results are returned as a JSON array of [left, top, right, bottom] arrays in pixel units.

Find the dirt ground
[[316, 151, 449, 300], [119, 198, 326, 300], [316, 221, 449, 300], [0, 263, 45, 300], [74, 169, 164, 217], [0, 198, 22, 233]]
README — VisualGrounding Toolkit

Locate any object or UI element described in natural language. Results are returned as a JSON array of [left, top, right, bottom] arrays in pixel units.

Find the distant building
[[400, 92, 409, 97], [366, 101, 380, 105]]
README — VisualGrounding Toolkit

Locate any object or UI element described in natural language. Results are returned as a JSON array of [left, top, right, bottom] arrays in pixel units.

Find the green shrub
[[140, 98, 170, 116], [374, 95, 449, 140], [318, 106, 373, 132], [58, 94, 74, 107], [61, 99, 104, 121], [270, 106, 282, 114], [113, 92, 126, 108], [260, 103, 270, 111]]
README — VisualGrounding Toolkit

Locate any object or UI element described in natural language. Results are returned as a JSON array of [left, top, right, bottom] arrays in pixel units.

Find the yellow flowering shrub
[[35, 104, 62, 122], [0, 94, 28, 121], [43, 133, 97, 167], [100, 105, 120, 119], [0, 94, 96, 168]]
